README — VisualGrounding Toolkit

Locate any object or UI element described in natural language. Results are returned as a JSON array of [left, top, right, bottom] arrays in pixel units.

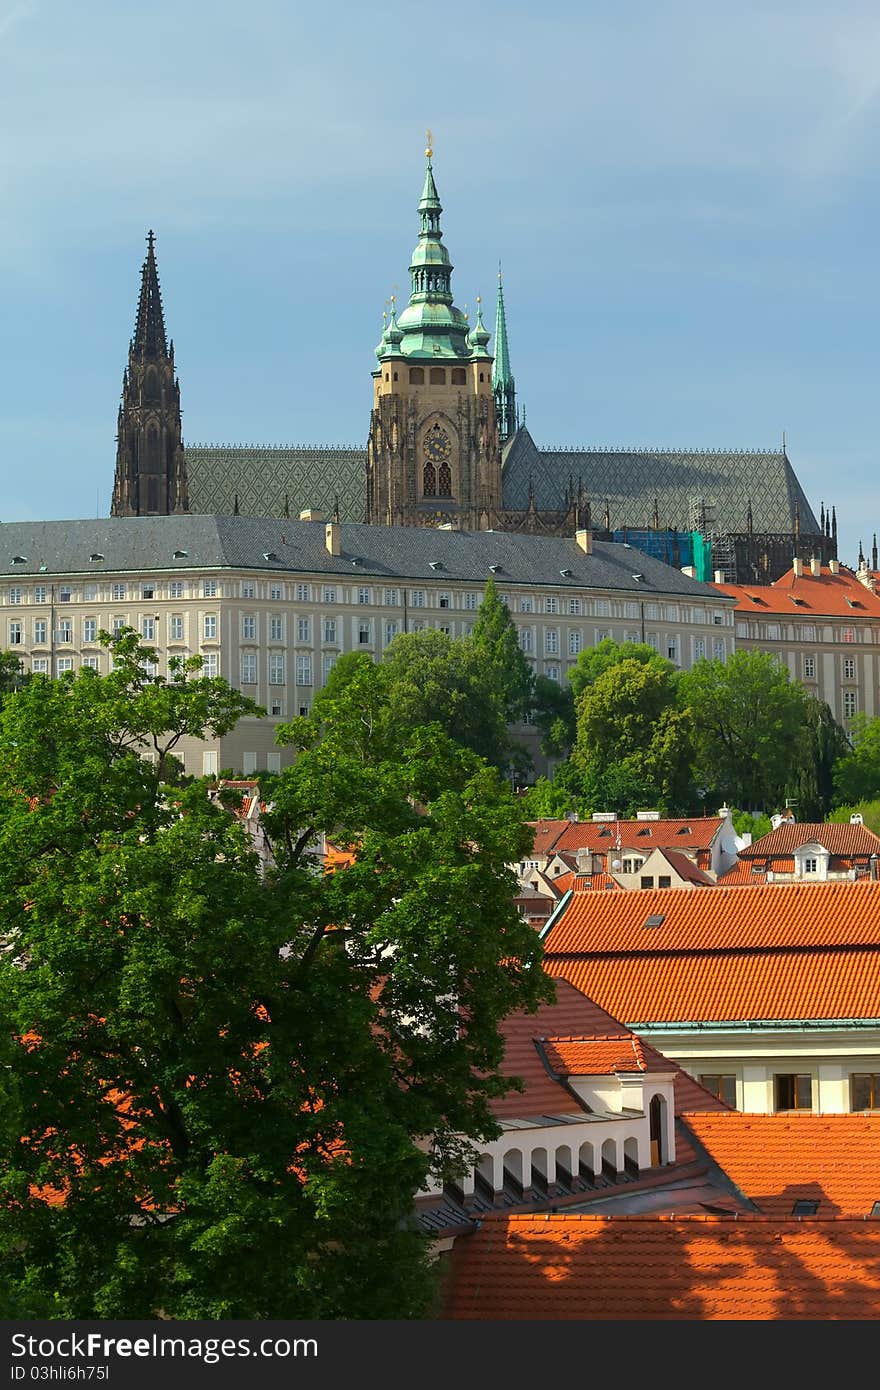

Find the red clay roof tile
[[546, 948, 880, 1024], [445, 1212, 880, 1319], [543, 879, 880, 954], [682, 1112, 880, 1217], [740, 822, 880, 858], [554, 817, 724, 856]]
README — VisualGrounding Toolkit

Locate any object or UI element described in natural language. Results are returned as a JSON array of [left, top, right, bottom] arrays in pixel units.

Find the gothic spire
[[492, 267, 517, 441], [111, 231, 187, 517], [133, 230, 168, 358]]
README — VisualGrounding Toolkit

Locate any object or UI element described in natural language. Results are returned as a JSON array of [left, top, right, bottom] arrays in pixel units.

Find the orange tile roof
[[715, 564, 880, 618], [546, 947, 880, 1024], [551, 869, 619, 895], [543, 879, 880, 954], [682, 1113, 880, 1217], [740, 822, 880, 858], [445, 1213, 880, 1319], [659, 849, 716, 885], [494, 979, 726, 1120], [554, 816, 724, 856], [542, 1034, 663, 1076], [527, 819, 571, 858]]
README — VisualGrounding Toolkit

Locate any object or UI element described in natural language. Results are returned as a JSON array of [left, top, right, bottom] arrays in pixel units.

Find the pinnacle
[[132, 230, 168, 357]]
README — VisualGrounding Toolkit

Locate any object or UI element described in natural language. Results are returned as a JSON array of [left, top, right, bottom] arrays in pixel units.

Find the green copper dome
[[378, 150, 473, 362], [467, 298, 492, 358]]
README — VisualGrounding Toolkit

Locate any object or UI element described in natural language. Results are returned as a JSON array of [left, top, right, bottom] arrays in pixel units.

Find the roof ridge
[[535, 446, 784, 457], [188, 442, 363, 451]]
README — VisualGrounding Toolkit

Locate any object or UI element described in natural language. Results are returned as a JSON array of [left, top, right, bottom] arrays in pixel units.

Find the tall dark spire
[[111, 232, 188, 517], [133, 230, 168, 357]]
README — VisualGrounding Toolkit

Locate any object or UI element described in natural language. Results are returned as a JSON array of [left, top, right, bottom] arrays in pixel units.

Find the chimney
[[680, 565, 697, 579], [575, 528, 592, 555], [325, 522, 341, 556], [810, 556, 821, 576], [792, 557, 803, 578], [829, 558, 840, 575], [714, 570, 725, 585], [300, 508, 324, 522]]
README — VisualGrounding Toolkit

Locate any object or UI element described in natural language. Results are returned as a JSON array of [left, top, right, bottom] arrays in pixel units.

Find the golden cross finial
[[425, 127, 433, 158]]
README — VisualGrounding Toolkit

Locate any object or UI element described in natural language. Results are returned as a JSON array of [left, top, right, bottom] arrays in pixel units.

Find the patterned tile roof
[[715, 564, 880, 617], [445, 1212, 880, 1319], [543, 879, 880, 954], [501, 429, 821, 535], [542, 881, 880, 1023], [738, 823, 880, 859], [541, 1034, 664, 1076], [545, 948, 880, 1025], [553, 816, 725, 856], [526, 819, 571, 859], [550, 868, 619, 895], [493, 980, 726, 1121], [682, 1112, 880, 1217], [186, 446, 367, 522]]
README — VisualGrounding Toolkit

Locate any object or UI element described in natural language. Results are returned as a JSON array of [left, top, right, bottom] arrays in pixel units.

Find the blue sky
[[1, 0, 878, 565]]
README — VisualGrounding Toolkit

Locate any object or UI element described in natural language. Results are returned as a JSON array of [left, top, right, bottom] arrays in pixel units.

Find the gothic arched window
[[423, 425, 452, 498]]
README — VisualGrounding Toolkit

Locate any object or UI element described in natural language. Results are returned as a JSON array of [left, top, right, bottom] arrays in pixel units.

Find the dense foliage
[[0, 633, 549, 1319]]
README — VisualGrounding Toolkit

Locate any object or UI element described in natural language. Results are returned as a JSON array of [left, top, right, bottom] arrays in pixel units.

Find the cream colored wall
[[2, 562, 734, 776], [731, 613, 880, 727], [638, 1025, 880, 1114]]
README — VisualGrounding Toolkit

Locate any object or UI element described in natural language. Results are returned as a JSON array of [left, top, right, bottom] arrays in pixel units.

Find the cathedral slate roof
[[501, 429, 822, 534], [185, 430, 822, 539], [0, 515, 728, 598], [186, 446, 367, 522]]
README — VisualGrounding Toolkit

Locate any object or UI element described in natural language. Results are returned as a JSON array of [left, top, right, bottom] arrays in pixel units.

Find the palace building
[[110, 146, 835, 585]]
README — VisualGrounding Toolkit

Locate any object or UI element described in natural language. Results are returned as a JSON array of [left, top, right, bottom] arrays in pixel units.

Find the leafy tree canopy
[[571, 657, 695, 816], [832, 713, 880, 807], [827, 800, 880, 837], [569, 637, 674, 702], [469, 576, 535, 727], [378, 630, 510, 769], [531, 673, 576, 761], [0, 636, 550, 1319], [679, 650, 812, 812]]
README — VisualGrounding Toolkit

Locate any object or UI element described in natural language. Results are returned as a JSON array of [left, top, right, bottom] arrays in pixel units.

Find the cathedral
[[110, 147, 836, 584]]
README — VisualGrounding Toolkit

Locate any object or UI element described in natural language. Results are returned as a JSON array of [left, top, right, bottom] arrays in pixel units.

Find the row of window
[[699, 1072, 880, 1111], [801, 654, 860, 680], [2, 582, 732, 623], [738, 621, 865, 644]]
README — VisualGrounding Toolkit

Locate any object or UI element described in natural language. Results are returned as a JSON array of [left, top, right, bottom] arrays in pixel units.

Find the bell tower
[[111, 231, 188, 517], [366, 142, 501, 529]]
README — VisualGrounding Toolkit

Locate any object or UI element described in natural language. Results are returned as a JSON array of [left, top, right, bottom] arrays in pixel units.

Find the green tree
[[730, 807, 773, 843], [680, 650, 812, 811], [531, 674, 576, 760], [785, 698, 850, 820], [827, 800, 880, 837], [519, 773, 580, 820], [469, 576, 535, 726], [378, 629, 509, 768], [832, 713, 880, 806], [571, 657, 695, 816], [569, 637, 672, 703], [0, 650, 25, 703], [0, 637, 548, 1319]]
